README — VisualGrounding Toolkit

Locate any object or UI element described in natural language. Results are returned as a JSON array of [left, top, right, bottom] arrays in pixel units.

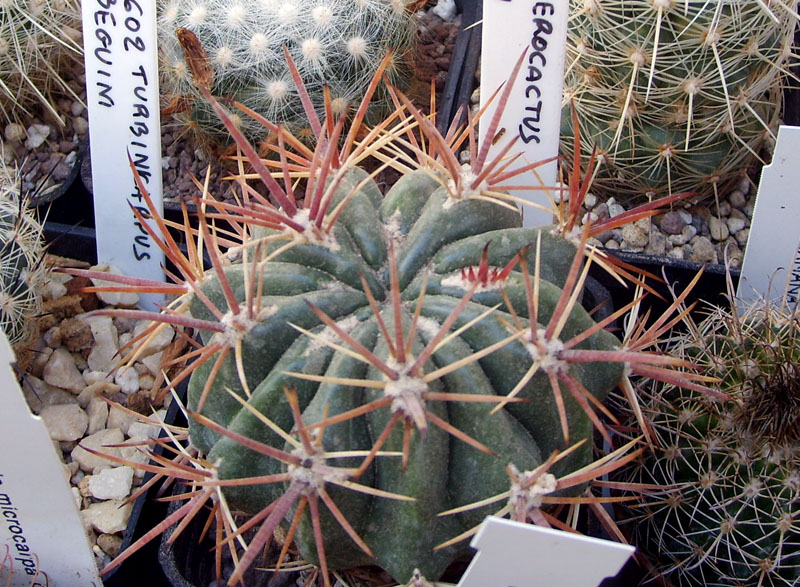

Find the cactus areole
[[182, 163, 624, 582]]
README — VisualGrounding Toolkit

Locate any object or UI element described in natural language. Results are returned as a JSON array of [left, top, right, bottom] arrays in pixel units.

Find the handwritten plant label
[[82, 0, 164, 310], [738, 125, 800, 304], [480, 0, 569, 226], [458, 516, 634, 587], [0, 333, 101, 586]]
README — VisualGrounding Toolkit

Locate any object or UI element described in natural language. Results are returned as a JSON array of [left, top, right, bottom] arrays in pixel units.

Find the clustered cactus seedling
[[81, 34, 712, 586], [0, 162, 46, 352], [157, 0, 417, 143], [0, 0, 82, 126], [620, 277, 800, 586], [562, 0, 798, 201]]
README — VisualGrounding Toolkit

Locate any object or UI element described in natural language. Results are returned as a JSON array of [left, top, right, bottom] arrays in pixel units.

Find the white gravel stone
[[24, 123, 51, 149], [583, 193, 597, 208], [71, 428, 124, 472], [87, 397, 110, 435], [81, 500, 133, 534], [83, 316, 119, 372], [608, 202, 625, 218], [709, 216, 729, 241], [89, 265, 139, 306], [726, 217, 746, 235], [88, 466, 134, 500], [71, 487, 82, 510], [140, 352, 163, 376], [735, 228, 750, 246], [132, 321, 175, 357], [4, 122, 25, 141], [128, 420, 162, 441], [677, 210, 693, 224], [107, 406, 137, 436], [39, 404, 89, 441], [22, 375, 77, 412], [729, 189, 746, 209], [432, 0, 457, 20], [43, 347, 86, 393], [114, 366, 140, 394], [76, 381, 120, 408], [621, 224, 649, 248]]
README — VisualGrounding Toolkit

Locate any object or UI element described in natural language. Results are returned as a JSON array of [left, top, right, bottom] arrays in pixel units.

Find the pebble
[[83, 316, 119, 372], [114, 366, 140, 394], [81, 500, 133, 534], [107, 405, 137, 436], [88, 466, 134, 500], [708, 216, 729, 241], [621, 223, 649, 248], [87, 397, 110, 435], [659, 211, 686, 235], [726, 216, 746, 235], [43, 347, 86, 393], [96, 534, 123, 557], [689, 236, 718, 263], [71, 428, 125, 472], [89, 265, 140, 307], [24, 123, 51, 149], [40, 404, 89, 441], [131, 321, 174, 357], [729, 189, 747, 208]]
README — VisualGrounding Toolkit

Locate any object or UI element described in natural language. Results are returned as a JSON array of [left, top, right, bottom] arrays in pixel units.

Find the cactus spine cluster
[[0, 163, 46, 351], [563, 0, 798, 201], [157, 0, 417, 142], [0, 0, 82, 125], [622, 285, 800, 586]]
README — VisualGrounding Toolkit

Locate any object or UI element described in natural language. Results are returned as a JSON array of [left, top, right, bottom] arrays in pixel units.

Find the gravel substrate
[[18, 256, 181, 572]]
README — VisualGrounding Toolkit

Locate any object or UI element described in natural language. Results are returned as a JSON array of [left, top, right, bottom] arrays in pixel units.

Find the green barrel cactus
[[92, 36, 697, 585], [563, 0, 797, 201], [157, 0, 417, 142], [620, 285, 800, 586], [0, 0, 82, 125]]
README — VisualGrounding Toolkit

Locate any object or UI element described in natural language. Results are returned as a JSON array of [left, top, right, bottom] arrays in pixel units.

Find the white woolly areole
[[445, 163, 488, 209], [287, 448, 348, 495], [249, 33, 269, 54], [226, 4, 247, 28], [266, 79, 290, 102], [301, 38, 324, 64], [163, 4, 179, 23], [215, 46, 234, 67], [524, 328, 566, 373], [277, 2, 299, 24], [509, 469, 558, 510], [187, 5, 208, 26], [330, 97, 348, 116], [303, 315, 360, 357], [312, 6, 333, 26], [414, 315, 441, 340], [441, 271, 504, 293], [288, 208, 340, 251], [211, 308, 271, 347], [346, 37, 369, 59]]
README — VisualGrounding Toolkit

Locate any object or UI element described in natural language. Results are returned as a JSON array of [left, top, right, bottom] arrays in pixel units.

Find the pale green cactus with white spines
[[620, 287, 800, 586], [562, 0, 798, 201], [0, 0, 82, 125], [0, 164, 46, 350], [157, 0, 417, 141]]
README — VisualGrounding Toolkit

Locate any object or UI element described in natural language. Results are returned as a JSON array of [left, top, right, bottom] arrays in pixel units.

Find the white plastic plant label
[[458, 516, 634, 587], [480, 0, 569, 226], [738, 125, 800, 304], [0, 332, 101, 586], [82, 0, 164, 310]]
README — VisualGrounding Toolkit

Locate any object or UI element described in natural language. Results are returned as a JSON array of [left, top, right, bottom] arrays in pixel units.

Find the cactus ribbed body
[[186, 168, 623, 582], [157, 0, 416, 141], [623, 296, 800, 586], [563, 0, 797, 201], [0, 166, 45, 349]]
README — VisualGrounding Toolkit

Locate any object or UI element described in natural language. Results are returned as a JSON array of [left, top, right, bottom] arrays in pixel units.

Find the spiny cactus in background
[[0, 0, 82, 125], [79, 35, 712, 586], [157, 0, 417, 143], [0, 163, 46, 352], [562, 0, 798, 202], [619, 277, 800, 586]]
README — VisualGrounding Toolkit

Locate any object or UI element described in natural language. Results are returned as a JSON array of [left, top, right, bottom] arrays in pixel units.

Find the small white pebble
[[114, 366, 140, 394]]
